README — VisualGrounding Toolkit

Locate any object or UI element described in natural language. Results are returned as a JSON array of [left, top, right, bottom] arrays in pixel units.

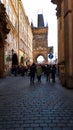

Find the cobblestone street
[[0, 75, 73, 130]]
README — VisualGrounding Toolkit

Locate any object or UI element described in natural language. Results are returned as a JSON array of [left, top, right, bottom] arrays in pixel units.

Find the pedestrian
[[36, 64, 42, 83], [45, 64, 51, 82], [12, 65, 17, 76], [51, 64, 56, 82], [20, 64, 25, 76], [29, 62, 36, 85]]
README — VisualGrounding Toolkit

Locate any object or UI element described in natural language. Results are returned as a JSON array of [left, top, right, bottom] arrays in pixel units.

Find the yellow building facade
[[0, 0, 33, 76]]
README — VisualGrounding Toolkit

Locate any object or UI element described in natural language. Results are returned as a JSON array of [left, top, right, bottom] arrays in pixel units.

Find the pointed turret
[[37, 14, 44, 28]]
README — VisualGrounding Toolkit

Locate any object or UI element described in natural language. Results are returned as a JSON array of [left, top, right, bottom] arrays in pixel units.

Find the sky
[[22, 0, 58, 60]]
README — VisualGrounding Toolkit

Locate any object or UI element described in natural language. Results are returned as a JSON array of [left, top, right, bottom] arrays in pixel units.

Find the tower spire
[[37, 14, 44, 28]]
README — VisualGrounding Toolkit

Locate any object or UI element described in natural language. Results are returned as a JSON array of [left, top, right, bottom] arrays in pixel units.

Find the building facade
[[0, 0, 33, 77], [18, 1, 33, 65], [51, 0, 73, 88]]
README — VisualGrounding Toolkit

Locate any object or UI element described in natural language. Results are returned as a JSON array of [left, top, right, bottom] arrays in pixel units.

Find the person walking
[[36, 64, 42, 83], [29, 63, 36, 85], [45, 64, 51, 82], [51, 64, 56, 82], [11, 65, 17, 76]]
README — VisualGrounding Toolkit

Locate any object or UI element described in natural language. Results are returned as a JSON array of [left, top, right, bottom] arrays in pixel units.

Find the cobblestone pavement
[[0, 75, 73, 130]]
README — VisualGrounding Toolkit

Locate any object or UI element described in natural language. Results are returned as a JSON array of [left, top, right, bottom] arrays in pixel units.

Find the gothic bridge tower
[[32, 14, 48, 63]]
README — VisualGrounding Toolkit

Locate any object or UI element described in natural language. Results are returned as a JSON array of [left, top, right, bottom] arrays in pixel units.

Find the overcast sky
[[22, 0, 58, 58]]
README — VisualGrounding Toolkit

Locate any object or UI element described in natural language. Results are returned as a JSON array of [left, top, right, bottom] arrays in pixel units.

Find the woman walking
[[36, 64, 42, 83]]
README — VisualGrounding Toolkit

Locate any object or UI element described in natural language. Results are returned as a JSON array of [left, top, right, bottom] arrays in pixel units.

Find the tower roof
[[37, 14, 44, 28]]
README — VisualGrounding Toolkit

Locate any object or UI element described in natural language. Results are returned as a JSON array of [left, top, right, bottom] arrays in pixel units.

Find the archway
[[12, 53, 18, 66], [37, 55, 45, 64]]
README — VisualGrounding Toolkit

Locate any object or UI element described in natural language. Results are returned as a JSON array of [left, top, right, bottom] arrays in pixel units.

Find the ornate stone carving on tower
[[32, 14, 48, 63]]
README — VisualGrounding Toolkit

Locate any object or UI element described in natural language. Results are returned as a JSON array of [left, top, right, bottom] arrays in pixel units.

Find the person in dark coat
[[12, 65, 17, 76], [45, 64, 51, 82], [36, 64, 42, 83], [29, 63, 36, 84], [51, 64, 56, 82]]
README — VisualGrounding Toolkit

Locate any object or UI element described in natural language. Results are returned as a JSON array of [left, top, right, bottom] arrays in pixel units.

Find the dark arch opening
[[12, 53, 18, 66]]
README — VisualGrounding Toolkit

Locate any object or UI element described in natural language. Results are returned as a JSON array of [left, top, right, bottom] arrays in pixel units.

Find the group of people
[[29, 62, 56, 85], [45, 64, 56, 83], [11, 62, 57, 85], [11, 64, 29, 76], [29, 63, 42, 84]]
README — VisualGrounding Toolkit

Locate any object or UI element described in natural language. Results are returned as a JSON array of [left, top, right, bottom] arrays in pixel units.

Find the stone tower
[[32, 14, 48, 63]]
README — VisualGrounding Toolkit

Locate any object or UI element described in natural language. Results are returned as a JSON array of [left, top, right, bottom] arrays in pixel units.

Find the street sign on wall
[[48, 53, 54, 59], [48, 46, 53, 54]]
